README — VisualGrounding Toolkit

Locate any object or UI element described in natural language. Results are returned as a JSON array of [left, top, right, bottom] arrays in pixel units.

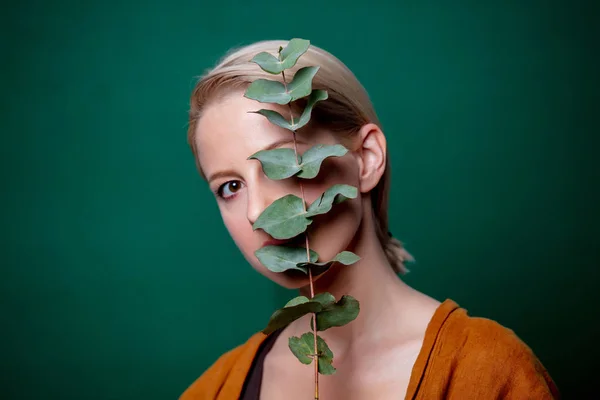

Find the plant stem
[[282, 70, 319, 400]]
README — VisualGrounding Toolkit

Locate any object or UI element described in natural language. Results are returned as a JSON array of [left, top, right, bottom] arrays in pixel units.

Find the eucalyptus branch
[[281, 67, 320, 399], [244, 38, 362, 398]]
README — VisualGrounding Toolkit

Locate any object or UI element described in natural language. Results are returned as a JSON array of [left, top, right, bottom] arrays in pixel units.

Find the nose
[[246, 177, 277, 227]]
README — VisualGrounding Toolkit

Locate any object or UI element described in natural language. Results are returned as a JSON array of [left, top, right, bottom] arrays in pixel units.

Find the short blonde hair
[[187, 39, 412, 274]]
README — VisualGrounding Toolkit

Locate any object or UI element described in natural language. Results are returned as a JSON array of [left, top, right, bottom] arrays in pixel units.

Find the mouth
[[262, 234, 306, 248], [259, 234, 318, 281]]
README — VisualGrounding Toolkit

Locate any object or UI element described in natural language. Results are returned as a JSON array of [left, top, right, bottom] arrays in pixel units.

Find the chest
[[259, 340, 423, 400]]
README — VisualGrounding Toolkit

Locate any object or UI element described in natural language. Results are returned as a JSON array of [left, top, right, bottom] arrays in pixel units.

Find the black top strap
[[239, 329, 284, 399]]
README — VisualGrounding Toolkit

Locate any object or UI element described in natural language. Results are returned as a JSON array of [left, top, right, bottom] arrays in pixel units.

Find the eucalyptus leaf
[[244, 66, 319, 105], [306, 184, 358, 217], [287, 66, 320, 102], [244, 79, 291, 104], [311, 292, 335, 308], [250, 89, 328, 133], [315, 295, 360, 331], [288, 332, 336, 374], [298, 144, 348, 179], [248, 148, 300, 180], [250, 52, 283, 75], [250, 109, 293, 131], [253, 194, 311, 239], [264, 301, 323, 335], [254, 185, 357, 238], [288, 332, 315, 365], [284, 296, 310, 307], [251, 39, 310, 74], [292, 89, 328, 131], [279, 38, 311, 69], [297, 250, 360, 275], [255, 245, 319, 273], [316, 334, 336, 375]]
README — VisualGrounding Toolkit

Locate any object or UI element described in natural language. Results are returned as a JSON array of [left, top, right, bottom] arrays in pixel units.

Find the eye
[[217, 180, 244, 200]]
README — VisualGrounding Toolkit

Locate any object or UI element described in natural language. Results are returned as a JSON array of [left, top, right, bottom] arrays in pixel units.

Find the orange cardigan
[[180, 300, 560, 399]]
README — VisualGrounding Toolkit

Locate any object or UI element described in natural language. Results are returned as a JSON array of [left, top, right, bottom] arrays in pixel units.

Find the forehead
[[195, 91, 281, 157], [195, 91, 337, 178]]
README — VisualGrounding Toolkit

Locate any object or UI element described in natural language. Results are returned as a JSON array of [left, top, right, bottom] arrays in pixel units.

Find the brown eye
[[218, 180, 243, 199]]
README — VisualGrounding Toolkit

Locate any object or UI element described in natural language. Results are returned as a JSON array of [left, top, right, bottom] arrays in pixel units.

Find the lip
[[262, 235, 305, 248], [262, 238, 291, 247]]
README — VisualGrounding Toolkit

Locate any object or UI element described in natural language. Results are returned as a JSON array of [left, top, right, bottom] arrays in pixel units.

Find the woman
[[180, 40, 559, 399]]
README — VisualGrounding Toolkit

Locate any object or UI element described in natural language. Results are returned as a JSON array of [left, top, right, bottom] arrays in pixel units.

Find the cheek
[[219, 202, 310, 289], [219, 204, 254, 250], [304, 157, 363, 258], [308, 196, 362, 258], [301, 156, 361, 203]]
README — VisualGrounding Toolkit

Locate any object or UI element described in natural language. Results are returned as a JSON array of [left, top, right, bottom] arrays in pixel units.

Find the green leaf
[[279, 38, 310, 68], [250, 109, 293, 131], [311, 292, 335, 308], [287, 66, 320, 102], [245, 79, 290, 104], [250, 90, 328, 133], [315, 295, 360, 331], [288, 332, 314, 364], [297, 251, 360, 275], [244, 66, 319, 105], [316, 334, 336, 375], [253, 186, 357, 239], [284, 295, 310, 307], [255, 245, 319, 273], [264, 301, 322, 335], [248, 148, 300, 180], [305, 291, 336, 331], [251, 39, 310, 74], [298, 144, 348, 179], [306, 184, 358, 217], [253, 194, 311, 239], [250, 52, 282, 74], [288, 332, 336, 374], [334, 251, 360, 265], [292, 89, 328, 131], [248, 144, 347, 181]]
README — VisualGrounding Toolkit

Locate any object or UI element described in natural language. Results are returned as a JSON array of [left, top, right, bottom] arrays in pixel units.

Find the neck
[[294, 205, 425, 353]]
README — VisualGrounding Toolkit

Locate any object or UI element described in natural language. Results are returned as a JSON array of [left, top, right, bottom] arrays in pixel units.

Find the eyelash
[[215, 180, 244, 201]]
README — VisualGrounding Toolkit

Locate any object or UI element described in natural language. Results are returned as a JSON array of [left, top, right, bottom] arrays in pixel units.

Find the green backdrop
[[2, 1, 597, 398]]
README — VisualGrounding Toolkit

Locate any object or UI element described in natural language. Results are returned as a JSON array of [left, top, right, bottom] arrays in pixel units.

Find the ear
[[354, 123, 387, 193]]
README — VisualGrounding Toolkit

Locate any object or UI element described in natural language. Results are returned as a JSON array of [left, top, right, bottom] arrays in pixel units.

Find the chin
[[257, 266, 329, 290], [265, 269, 313, 289]]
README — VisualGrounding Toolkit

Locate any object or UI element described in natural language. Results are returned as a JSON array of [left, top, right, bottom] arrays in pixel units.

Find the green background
[[2, 0, 597, 398]]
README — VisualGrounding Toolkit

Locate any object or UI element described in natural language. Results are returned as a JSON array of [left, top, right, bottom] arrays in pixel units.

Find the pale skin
[[195, 90, 441, 399]]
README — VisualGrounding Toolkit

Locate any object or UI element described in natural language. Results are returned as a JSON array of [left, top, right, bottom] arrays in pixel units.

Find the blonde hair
[[187, 40, 412, 274]]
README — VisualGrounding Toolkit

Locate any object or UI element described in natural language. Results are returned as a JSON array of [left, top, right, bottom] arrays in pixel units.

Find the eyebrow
[[207, 138, 308, 183]]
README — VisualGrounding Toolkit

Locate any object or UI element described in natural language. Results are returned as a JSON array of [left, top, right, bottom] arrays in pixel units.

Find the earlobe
[[355, 123, 387, 193]]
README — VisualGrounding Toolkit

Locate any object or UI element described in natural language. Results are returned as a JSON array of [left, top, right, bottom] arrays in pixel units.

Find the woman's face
[[195, 90, 364, 289]]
